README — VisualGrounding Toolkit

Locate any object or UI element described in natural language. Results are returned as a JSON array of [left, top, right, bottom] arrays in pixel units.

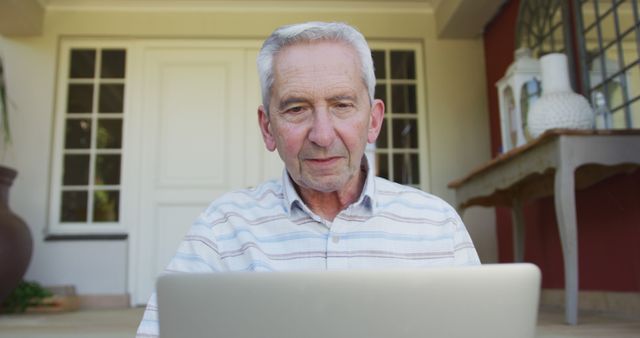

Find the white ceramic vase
[[527, 53, 594, 138]]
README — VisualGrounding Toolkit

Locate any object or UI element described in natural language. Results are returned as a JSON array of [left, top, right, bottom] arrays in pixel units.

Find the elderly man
[[136, 21, 480, 337]]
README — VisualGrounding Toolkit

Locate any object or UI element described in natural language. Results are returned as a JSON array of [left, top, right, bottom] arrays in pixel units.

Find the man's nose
[[307, 108, 336, 147]]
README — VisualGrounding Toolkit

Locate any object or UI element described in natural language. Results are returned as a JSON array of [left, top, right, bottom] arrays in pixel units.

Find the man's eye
[[334, 102, 354, 111], [287, 106, 304, 113]]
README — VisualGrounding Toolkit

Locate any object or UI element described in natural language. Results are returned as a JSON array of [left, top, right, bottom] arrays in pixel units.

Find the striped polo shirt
[[136, 168, 480, 337]]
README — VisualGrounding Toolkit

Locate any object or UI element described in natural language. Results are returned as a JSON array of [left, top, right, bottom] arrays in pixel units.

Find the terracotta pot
[[0, 165, 33, 303]]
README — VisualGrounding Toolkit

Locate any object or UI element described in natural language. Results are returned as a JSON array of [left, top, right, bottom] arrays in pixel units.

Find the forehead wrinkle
[[271, 42, 366, 109], [327, 93, 359, 102]]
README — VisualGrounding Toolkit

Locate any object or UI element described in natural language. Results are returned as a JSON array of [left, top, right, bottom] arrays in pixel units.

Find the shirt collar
[[281, 156, 377, 216]]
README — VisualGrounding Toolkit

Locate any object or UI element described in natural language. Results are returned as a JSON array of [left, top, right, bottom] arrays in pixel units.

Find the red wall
[[483, 0, 640, 292]]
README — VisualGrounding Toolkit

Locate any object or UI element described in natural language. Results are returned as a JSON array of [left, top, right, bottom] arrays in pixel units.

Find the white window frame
[[368, 41, 430, 191], [48, 39, 131, 236]]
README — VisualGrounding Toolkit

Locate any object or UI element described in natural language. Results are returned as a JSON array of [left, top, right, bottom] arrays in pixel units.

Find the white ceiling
[[3, 0, 505, 38], [38, 0, 440, 10]]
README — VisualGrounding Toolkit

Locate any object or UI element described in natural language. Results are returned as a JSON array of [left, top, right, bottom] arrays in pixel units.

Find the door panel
[[131, 43, 281, 305]]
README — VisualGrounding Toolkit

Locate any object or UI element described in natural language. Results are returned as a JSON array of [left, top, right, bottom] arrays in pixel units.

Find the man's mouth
[[306, 156, 342, 165]]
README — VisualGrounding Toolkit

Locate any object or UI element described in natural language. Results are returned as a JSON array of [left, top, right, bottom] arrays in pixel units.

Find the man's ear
[[367, 99, 385, 144], [258, 105, 277, 152]]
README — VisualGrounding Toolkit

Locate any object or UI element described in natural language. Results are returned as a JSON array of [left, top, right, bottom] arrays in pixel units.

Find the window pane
[[551, 21, 565, 52], [95, 154, 121, 185], [63, 154, 90, 186], [391, 84, 417, 113], [99, 84, 125, 113], [631, 99, 640, 129], [612, 109, 626, 129], [628, 65, 640, 103], [390, 51, 415, 79], [393, 153, 419, 185], [65, 118, 92, 149], [617, 2, 634, 38], [376, 153, 389, 179], [620, 43, 636, 70], [69, 49, 95, 79], [375, 84, 386, 102], [372, 50, 386, 79], [61, 191, 88, 222], [376, 118, 388, 148], [607, 77, 625, 112], [596, 0, 613, 17], [67, 84, 94, 113], [101, 49, 126, 79], [97, 119, 123, 149], [93, 190, 119, 222], [392, 119, 418, 149], [581, 2, 595, 31], [600, 7, 616, 43]]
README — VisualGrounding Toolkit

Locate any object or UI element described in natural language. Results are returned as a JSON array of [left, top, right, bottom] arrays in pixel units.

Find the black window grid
[[574, 0, 640, 128]]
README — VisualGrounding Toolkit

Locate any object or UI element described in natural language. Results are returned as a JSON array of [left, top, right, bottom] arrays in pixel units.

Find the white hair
[[257, 22, 376, 113]]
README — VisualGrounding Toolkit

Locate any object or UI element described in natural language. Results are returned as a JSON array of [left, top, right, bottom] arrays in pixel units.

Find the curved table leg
[[554, 165, 579, 325]]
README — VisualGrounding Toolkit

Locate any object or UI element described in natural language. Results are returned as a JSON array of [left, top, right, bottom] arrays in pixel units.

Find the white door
[[128, 41, 282, 305]]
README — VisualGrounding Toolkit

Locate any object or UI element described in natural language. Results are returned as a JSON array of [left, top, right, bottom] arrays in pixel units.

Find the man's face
[[258, 41, 384, 194]]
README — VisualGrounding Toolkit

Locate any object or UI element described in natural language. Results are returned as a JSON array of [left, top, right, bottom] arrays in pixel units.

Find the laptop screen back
[[157, 263, 540, 338]]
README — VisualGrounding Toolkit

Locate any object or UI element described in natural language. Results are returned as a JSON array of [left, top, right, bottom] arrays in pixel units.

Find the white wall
[[0, 6, 497, 295], [0, 34, 129, 294], [424, 38, 497, 263]]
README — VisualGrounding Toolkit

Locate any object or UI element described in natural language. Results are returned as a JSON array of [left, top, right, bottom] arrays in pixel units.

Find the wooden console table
[[448, 129, 640, 325]]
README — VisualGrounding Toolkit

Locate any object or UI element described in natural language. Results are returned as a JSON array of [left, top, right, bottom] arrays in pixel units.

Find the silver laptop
[[157, 263, 541, 338]]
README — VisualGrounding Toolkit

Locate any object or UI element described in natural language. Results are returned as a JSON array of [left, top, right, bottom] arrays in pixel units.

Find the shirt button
[[332, 235, 340, 244]]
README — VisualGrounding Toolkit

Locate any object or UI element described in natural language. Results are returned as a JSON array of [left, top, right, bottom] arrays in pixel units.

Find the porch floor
[[0, 306, 638, 337]]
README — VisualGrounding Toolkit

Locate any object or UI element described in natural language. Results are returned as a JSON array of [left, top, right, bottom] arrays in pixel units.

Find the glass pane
[[621, 43, 636, 69], [97, 119, 123, 149], [393, 153, 419, 185], [392, 119, 418, 149], [549, 5, 565, 52], [592, 89, 610, 129], [600, 10, 616, 46], [631, 99, 640, 129], [581, 2, 595, 31], [67, 84, 94, 113], [65, 118, 92, 149], [391, 84, 417, 113], [617, 2, 634, 38], [372, 50, 386, 79], [627, 65, 639, 103], [604, 47, 622, 80], [607, 77, 624, 112], [376, 153, 389, 179], [99, 84, 125, 113], [93, 190, 119, 222], [60, 191, 88, 222], [551, 22, 565, 52], [521, 79, 541, 140], [611, 109, 626, 129], [95, 154, 121, 185], [589, 52, 611, 89], [63, 154, 90, 186], [377, 118, 388, 148], [596, 0, 613, 18], [390, 51, 415, 79], [375, 84, 386, 102], [69, 49, 96, 79], [584, 25, 600, 57], [101, 49, 126, 79]]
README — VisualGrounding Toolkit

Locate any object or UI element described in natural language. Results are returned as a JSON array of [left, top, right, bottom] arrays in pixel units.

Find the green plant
[[1, 280, 52, 313], [0, 55, 10, 144]]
